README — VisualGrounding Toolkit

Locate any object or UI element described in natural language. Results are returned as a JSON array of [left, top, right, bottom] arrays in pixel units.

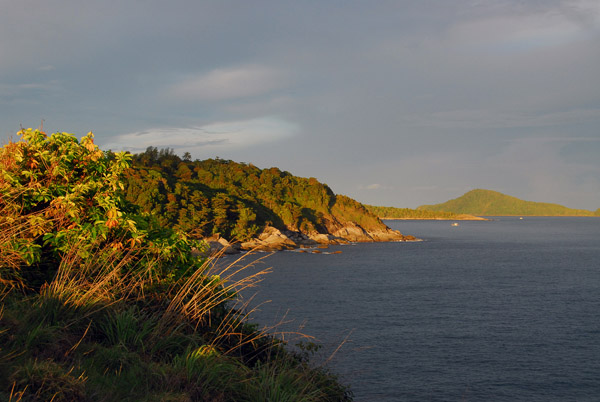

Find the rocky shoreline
[[202, 225, 419, 255]]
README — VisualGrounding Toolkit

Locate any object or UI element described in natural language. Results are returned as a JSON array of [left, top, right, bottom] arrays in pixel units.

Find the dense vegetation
[[0, 130, 351, 401], [124, 147, 387, 242], [364, 205, 483, 220], [418, 189, 600, 216]]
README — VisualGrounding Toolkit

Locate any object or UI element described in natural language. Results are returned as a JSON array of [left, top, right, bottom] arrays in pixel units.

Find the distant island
[[417, 189, 600, 217], [364, 205, 486, 220]]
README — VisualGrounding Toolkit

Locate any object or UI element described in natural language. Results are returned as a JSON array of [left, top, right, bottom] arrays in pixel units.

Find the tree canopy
[[124, 147, 388, 241]]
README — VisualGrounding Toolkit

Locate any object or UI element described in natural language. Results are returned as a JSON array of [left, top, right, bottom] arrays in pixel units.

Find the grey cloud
[[1, 0, 599, 209], [166, 65, 288, 102]]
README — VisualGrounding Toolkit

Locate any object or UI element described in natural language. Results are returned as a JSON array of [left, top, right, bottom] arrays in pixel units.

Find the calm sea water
[[232, 217, 600, 401]]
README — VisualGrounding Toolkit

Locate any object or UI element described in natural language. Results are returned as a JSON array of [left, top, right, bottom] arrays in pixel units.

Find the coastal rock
[[325, 218, 416, 243], [206, 222, 418, 255], [307, 232, 347, 245], [331, 222, 372, 242], [283, 230, 319, 246], [241, 227, 298, 251], [367, 227, 417, 242], [205, 234, 240, 255]]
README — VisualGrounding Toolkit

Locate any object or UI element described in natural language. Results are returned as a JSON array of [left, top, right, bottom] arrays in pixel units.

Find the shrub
[[0, 129, 204, 290]]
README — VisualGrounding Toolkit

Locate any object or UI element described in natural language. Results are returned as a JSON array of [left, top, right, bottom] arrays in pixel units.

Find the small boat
[[451, 222, 459, 227]]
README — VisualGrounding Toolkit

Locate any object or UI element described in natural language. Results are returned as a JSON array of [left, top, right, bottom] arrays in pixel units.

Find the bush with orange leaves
[[0, 129, 204, 290]]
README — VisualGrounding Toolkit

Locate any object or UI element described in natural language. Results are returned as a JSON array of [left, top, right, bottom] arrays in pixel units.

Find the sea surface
[[231, 217, 600, 401]]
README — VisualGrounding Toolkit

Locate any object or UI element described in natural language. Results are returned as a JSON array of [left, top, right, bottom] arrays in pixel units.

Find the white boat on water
[[451, 222, 459, 227]]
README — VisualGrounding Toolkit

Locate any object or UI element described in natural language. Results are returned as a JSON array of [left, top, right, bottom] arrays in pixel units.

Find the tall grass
[[0, 199, 48, 290], [1, 214, 352, 401]]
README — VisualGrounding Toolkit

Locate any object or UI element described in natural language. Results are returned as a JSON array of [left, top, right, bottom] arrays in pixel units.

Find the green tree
[[0, 129, 202, 289]]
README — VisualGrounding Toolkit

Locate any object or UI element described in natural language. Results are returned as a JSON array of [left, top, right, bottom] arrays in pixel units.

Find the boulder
[[331, 223, 373, 242], [241, 227, 297, 251], [367, 228, 417, 242], [205, 234, 240, 255], [307, 233, 347, 245]]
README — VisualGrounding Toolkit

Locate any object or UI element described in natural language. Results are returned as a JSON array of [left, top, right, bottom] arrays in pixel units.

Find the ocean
[[231, 217, 600, 401]]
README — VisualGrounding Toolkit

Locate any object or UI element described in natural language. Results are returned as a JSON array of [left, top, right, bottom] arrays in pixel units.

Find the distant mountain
[[418, 189, 599, 216]]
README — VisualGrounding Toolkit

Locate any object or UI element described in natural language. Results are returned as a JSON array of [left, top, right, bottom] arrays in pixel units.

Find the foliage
[[365, 205, 471, 220], [0, 129, 203, 289], [125, 147, 389, 241], [0, 130, 353, 401], [418, 189, 597, 216]]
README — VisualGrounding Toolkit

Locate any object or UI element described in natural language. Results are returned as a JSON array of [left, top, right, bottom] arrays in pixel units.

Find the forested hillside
[[124, 147, 397, 243], [418, 189, 599, 216], [365, 205, 485, 220]]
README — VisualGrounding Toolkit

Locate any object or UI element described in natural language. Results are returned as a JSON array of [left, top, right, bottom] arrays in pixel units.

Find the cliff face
[[125, 150, 416, 252]]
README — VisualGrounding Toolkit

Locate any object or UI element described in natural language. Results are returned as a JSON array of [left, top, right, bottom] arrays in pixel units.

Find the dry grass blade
[[159, 250, 273, 343], [8, 382, 25, 402], [164, 251, 270, 325], [0, 201, 37, 288], [217, 301, 317, 359], [46, 238, 155, 309], [0, 192, 73, 290], [323, 330, 354, 367], [165, 249, 318, 358]]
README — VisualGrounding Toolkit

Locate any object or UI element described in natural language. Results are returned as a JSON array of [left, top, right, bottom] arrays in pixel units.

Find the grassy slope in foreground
[[0, 130, 352, 401], [365, 205, 486, 220], [418, 189, 599, 216]]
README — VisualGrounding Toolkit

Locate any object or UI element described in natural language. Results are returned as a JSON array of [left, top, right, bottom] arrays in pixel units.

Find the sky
[[1, 0, 599, 210]]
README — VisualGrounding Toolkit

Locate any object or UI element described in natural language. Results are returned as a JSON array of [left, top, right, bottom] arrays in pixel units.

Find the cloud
[[359, 183, 395, 191], [1, 1, 599, 211], [400, 108, 600, 130], [560, 0, 600, 27], [0, 80, 64, 103], [101, 116, 297, 156], [480, 136, 600, 208], [447, 10, 587, 53], [167, 65, 288, 101]]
